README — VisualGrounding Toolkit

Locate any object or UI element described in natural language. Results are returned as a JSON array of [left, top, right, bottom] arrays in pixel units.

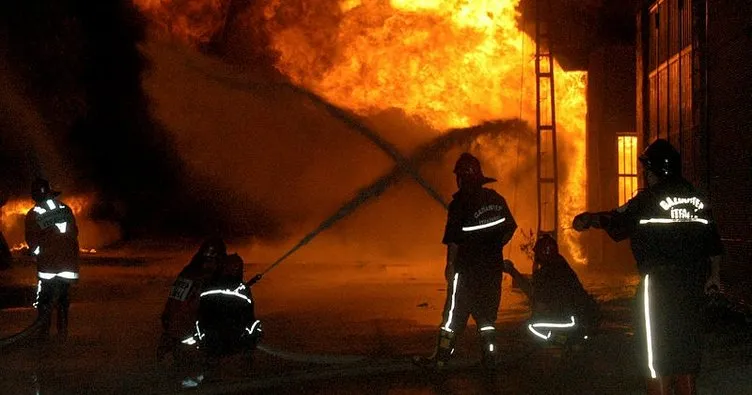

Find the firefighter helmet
[[453, 153, 496, 186], [639, 139, 681, 178], [30, 178, 60, 202], [533, 234, 559, 262], [199, 237, 227, 260]]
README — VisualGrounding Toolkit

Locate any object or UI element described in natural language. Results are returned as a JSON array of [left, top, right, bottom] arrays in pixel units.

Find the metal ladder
[[534, 0, 559, 250]]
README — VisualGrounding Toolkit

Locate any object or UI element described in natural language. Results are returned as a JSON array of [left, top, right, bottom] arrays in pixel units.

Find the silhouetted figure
[[415, 153, 517, 372], [158, 238, 224, 361], [24, 178, 79, 340], [504, 234, 599, 346], [165, 238, 262, 389], [197, 252, 261, 360], [573, 139, 723, 395]]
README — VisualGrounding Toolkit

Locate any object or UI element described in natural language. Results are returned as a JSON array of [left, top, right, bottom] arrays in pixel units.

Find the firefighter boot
[[674, 374, 697, 395], [645, 377, 673, 395], [413, 329, 456, 372], [479, 327, 500, 371]]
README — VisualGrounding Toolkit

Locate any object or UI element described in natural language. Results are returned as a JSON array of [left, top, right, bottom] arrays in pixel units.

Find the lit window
[[618, 135, 639, 205]]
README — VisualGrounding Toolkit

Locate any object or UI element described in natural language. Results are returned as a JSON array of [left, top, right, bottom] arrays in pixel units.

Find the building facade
[[636, 0, 752, 298]]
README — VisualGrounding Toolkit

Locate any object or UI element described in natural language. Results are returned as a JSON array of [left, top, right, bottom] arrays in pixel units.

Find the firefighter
[[415, 152, 517, 372], [196, 251, 261, 358], [504, 235, 599, 346], [24, 178, 79, 340], [572, 139, 722, 395], [158, 237, 225, 361], [180, 244, 261, 388]]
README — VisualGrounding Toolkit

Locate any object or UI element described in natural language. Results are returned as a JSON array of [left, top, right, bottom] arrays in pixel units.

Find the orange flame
[[132, 0, 588, 265], [261, 0, 587, 264], [135, 0, 230, 45]]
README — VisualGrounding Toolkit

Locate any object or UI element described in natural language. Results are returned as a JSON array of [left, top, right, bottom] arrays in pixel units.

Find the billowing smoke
[[1, 0, 548, 273], [0, 1, 280, 248], [140, 39, 539, 269]]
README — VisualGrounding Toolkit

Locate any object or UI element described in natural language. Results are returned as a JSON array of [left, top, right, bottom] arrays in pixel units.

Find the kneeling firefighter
[[194, 252, 262, 359], [415, 153, 517, 371], [158, 238, 223, 360], [505, 234, 600, 346]]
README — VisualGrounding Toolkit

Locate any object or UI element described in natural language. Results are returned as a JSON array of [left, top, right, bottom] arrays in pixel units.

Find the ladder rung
[[537, 72, 553, 78], [539, 177, 555, 182]]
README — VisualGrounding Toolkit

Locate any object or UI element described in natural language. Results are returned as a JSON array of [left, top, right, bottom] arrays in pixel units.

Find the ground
[[1, 245, 751, 394]]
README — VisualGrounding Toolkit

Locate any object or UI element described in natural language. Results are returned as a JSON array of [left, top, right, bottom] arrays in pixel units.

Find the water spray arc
[[248, 120, 529, 285], [179, 52, 529, 285]]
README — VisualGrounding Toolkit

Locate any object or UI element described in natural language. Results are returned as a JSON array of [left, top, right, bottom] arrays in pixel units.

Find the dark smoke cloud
[[0, 0, 280, 243], [1, 1, 541, 271], [139, 40, 540, 267]]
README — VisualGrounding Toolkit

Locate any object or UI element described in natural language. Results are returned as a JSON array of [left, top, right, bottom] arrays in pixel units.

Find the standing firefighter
[[573, 139, 722, 395], [415, 152, 517, 371], [24, 178, 79, 340]]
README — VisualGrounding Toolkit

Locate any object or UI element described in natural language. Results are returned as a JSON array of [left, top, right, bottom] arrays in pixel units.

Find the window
[[618, 135, 639, 205], [646, 0, 692, 142]]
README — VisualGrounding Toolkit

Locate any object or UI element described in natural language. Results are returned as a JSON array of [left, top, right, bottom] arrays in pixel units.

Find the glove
[[572, 212, 592, 231], [247, 274, 263, 286]]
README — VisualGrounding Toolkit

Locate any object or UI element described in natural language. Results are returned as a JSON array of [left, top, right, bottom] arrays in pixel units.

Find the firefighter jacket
[[25, 198, 79, 280], [531, 255, 598, 324], [161, 257, 218, 340], [197, 254, 260, 355], [442, 186, 517, 273], [602, 177, 723, 273]]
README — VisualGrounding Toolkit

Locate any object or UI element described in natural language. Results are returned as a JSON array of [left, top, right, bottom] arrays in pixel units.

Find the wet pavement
[[1, 252, 751, 394]]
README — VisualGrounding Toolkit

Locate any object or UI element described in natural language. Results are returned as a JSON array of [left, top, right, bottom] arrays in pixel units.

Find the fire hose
[[0, 309, 48, 350]]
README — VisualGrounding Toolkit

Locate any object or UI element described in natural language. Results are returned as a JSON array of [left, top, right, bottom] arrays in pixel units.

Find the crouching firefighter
[[415, 153, 517, 372], [24, 178, 80, 340], [158, 238, 225, 361], [573, 139, 723, 395], [193, 251, 262, 369], [504, 235, 600, 347]]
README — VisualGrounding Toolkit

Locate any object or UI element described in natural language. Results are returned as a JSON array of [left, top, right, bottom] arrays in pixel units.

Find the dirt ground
[[1, 246, 751, 395]]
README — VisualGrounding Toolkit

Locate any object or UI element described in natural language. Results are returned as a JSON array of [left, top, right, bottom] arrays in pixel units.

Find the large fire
[[134, 0, 587, 265]]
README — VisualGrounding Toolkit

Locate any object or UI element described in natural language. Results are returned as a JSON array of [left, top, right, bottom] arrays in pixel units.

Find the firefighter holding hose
[[24, 178, 80, 340], [573, 139, 723, 395], [415, 152, 517, 372]]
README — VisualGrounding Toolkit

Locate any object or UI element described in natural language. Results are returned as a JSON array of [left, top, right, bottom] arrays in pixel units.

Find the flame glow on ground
[[133, 0, 588, 265]]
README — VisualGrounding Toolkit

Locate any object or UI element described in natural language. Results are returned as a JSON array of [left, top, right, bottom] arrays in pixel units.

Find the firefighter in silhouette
[[158, 237, 224, 361], [415, 152, 517, 372], [176, 238, 262, 388], [504, 234, 599, 346], [573, 139, 722, 395], [24, 178, 79, 339], [196, 250, 261, 358]]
